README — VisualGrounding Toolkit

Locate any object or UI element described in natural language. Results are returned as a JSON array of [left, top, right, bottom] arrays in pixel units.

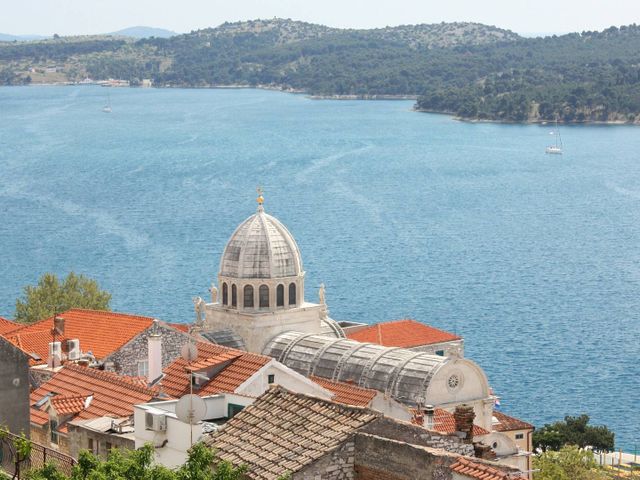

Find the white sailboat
[[545, 118, 563, 154], [102, 92, 112, 113]]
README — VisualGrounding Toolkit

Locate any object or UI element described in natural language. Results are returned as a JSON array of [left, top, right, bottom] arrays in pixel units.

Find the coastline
[[9, 82, 639, 125]]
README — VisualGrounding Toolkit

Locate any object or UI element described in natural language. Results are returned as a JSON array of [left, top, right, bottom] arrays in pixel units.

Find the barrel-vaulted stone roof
[[219, 207, 303, 279], [262, 331, 487, 407]]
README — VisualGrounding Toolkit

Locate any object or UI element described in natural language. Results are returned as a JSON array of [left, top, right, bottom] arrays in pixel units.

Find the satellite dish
[[175, 394, 207, 425], [181, 343, 198, 362]]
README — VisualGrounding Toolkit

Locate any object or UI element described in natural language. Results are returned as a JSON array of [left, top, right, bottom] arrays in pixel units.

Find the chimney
[[147, 319, 162, 384], [53, 316, 65, 336], [453, 404, 476, 444], [423, 405, 435, 430], [48, 341, 62, 368]]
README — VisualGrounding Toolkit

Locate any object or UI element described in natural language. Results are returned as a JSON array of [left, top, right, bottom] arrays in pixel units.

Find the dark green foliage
[[2, 20, 640, 121], [15, 272, 111, 323], [533, 415, 615, 452], [25, 443, 247, 480]]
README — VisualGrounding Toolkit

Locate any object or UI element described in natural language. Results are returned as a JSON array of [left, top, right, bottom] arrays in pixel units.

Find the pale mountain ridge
[[198, 18, 521, 48]]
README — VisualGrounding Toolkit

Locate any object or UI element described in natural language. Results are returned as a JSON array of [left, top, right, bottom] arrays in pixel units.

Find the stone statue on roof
[[319, 283, 326, 305], [193, 296, 205, 326], [209, 283, 218, 304]]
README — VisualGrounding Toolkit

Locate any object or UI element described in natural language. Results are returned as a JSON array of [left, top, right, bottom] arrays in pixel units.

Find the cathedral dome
[[219, 206, 303, 279]]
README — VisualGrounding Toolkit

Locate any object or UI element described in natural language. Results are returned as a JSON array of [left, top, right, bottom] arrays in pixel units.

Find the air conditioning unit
[[145, 412, 167, 432], [48, 341, 62, 368], [67, 339, 81, 361]]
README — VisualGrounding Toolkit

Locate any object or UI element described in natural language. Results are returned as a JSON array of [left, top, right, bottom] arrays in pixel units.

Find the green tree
[[15, 272, 111, 324], [25, 443, 247, 480], [533, 415, 615, 452], [533, 445, 608, 480]]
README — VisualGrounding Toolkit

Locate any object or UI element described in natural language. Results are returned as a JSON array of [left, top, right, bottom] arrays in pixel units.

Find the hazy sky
[[3, 0, 640, 36]]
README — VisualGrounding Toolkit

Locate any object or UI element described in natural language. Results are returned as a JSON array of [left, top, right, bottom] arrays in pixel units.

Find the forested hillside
[[1, 18, 640, 123]]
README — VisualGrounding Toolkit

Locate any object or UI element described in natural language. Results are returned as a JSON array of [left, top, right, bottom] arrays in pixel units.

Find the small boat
[[102, 92, 112, 113], [545, 118, 563, 154]]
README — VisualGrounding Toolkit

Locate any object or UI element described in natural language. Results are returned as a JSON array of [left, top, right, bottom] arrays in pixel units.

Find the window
[[268, 374, 275, 384], [106, 442, 112, 452], [435, 350, 444, 356], [515, 433, 524, 440], [231, 284, 237, 307], [227, 403, 244, 418], [88, 438, 94, 453], [222, 283, 228, 305], [259, 285, 269, 308], [50, 419, 59, 444], [137, 359, 148, 378], [288, 283, 296, 306], [276, 284, 284, 307], [243, 285, 254, 308]]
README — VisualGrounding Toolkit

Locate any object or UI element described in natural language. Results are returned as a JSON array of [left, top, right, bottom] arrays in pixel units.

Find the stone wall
[[0, 338, 30, 436], [31, 425, 71, 456], [67, 424, 134, 459], [360, 417, 474, 456], [295, 437, 355, 480], [103, 323, 191, 378], [354, 434, 457, 480], [30, 368, 56, 389]]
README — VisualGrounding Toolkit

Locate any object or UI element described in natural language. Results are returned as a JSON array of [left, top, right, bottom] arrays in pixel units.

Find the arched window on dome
[[244, 285, 254, 308], [288, 283, 296, 306], [222, 283, 228, 305], [276, 284, 284, 307], [259, 285, 269, 308], [231, 285, 237, 308]]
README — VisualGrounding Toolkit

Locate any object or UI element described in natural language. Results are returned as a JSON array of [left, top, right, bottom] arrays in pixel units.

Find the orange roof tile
[[185, 352, 243, 372], [30, 363, 156, 428], [51, 394, 89, 415], [162, 342, 269, 398], [168, 323, 190, 333], [450, 457, 514, 480], [0, 316, 19, 335], [6, 309, 155, 365], [493, 411, 534, 432], [309, 376, 377, 407], [433, 409, 490, 436], [346, 319, 461, 348]]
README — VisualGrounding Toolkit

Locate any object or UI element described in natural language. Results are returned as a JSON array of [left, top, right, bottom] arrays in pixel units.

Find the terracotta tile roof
[[30, 363, 156, 428], [310, 376, 377, 407], [5, 309, 155, 365], [0, 316, 19, 335], [450, 457, 514, 480], [492, 411, 534, 432], [50, 394, 89, 415], [205, 386, 379, 480], [168, 323, 190, 333], [162, 342, 270, 398], [434, 409, 490, 436], [346, 319, 461, 348], [185, 351, 243, 372]]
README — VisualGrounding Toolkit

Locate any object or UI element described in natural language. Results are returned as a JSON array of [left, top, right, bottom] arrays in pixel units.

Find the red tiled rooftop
[[30, 363, 157, 428], [5, 309, 155, 365], [0, 316, 19, 335], [450, 457, 514, 480], [168, 323, 190, 333], [185, 352, 243, 372], [346, 319, 461, 348], [493, 411, 534, 432], [433, 408, 490, 436], [50, 394, 89, 415], [310, 376, 377, 407], [162, 342, 270, 398]]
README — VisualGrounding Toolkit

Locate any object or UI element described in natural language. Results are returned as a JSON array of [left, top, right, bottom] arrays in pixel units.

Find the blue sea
[[1, 86, 639, 450]]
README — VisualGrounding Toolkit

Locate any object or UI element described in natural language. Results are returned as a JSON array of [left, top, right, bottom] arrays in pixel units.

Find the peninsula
[[2, 18, 639, 124]]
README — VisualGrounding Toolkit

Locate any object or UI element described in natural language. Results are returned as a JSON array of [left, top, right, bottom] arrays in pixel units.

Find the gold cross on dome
[[256, 186, 264, 205]]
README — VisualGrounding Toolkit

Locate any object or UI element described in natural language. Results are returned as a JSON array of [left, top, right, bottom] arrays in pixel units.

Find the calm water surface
[[1, 86, 639, 450]]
